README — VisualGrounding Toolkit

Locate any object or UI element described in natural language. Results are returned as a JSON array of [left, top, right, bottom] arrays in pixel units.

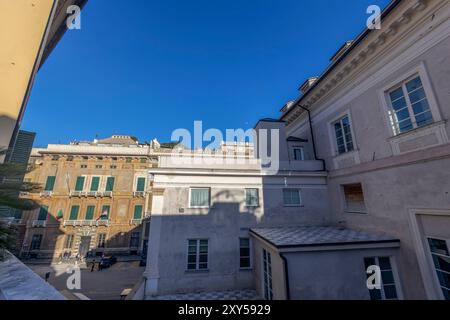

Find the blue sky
[[22, 0, 391, 147]]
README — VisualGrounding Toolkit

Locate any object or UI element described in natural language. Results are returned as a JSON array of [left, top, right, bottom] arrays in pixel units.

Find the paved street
[[27, 261, 144, 300]]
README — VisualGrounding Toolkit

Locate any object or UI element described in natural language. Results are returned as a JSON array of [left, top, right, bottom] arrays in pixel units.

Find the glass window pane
[[391, 97, 407, 111], [394, 108, 411, 123], [383, 285, 398, 299], [411, 99, 430, 115], [389, 87, 404, 102], [364, 257, 376, 269], [240, 238, 250, 247], [408, 87, 426, 103], [369, 288, 382, 300], [199, 255, 208, 263], [378, 257, 392, 270], [405, 77, 423, 93], [187, 255, 196, 263], [398, 119, 414, 133], [428, 238, 449, 255], [199, 263, 208, 269], [415, 111, 433, 128], [187, 263, 196, 270], [190, 189, 210, 207], [436, 271, 450, 288], [432, 255, 450, 273], [381, 271, 395, 285]]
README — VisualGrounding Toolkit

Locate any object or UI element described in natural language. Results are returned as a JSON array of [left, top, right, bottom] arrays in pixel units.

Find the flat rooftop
[[250, 226, 399, 249]]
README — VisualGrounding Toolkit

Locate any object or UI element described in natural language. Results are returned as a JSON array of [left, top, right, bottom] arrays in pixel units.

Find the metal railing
[[32, 220, 47, 228], [133, 191, 146, 197], [40, 191, 53, 197], [130, 219, 143, 225]]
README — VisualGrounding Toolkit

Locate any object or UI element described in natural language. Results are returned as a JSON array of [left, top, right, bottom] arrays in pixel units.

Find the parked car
[[99, 255, 117, 269]]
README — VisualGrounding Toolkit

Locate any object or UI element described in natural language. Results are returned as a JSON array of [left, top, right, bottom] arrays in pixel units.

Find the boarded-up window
[[343, 183, 366, 213]]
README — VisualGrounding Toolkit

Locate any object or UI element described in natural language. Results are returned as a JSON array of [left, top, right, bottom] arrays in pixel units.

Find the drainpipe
[[279, 253, 291, 300], [298, 105, 327, 171]]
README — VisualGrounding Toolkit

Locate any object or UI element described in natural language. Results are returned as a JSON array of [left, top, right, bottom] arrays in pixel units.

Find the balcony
[[32, 220, 47, 228], [63, 220, 83, 227], [133, 191, 146, 198], [69, 191, 85, 197], [40, 191, 53, 198], [130, 219, 143, 225], [70, 191, 113, 198], [97, 220, 109, 227]]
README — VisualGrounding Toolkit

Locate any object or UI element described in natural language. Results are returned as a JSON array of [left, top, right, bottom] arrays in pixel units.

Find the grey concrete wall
[[284, 247, 401, 300]]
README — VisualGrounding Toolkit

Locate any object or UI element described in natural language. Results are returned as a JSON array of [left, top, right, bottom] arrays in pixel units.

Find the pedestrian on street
[[91, 259, 96, 272]]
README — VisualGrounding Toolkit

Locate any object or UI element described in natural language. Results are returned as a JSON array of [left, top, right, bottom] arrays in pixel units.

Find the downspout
[[298, 105, 327, 172], [279, 253, 291, 300]]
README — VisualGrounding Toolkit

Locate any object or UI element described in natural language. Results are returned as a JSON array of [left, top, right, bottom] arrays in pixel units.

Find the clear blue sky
[[22, 0, 391, 147]]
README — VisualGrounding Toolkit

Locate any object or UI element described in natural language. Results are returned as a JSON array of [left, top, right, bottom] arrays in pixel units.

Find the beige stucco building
[[17, 135, 168, 260]]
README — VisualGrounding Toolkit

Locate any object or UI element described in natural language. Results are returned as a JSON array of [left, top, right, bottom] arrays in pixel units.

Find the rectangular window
[[189, 188, 210, 208], [44, 176, 56, 191], [30, 234, 43, 250], [293, 147, 304, 160], [240, 238, 251, 269], [388, 76, 434, 135], [263, 249, 273, 300], [69, 205, 80, 221], [75, 176, 85, 191], [283, 189, 302, 206], [97, 233, 106, 248], [38, 206, 48, 221], [95, 165, 103, 169], [130, 232, 140, 248], [364, 257, 398, 300], [187, 239, 209, 271], [90, 177, 100, 191], [333, 115, 354, 155], [136, 177, 146, 192], [100, 205, 110, 220], [64, 235, 74, 249], [85, 206, 95, 220], [245, 189, 259, 207], [80, 164, 87, 169], [343, 183, 366, 213], [133, 205, 143, 220], [105, 177, 115, 192], [427, 238, 450, 300]]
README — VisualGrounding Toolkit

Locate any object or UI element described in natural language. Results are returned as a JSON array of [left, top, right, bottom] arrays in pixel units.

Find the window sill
[[239, 268, 253, 271], [388, 120, 448, 155], [345, 210, 368, 215], [333, 149, 361, 170], [283, 205, 304, 208], [185, 269, 210, 274]]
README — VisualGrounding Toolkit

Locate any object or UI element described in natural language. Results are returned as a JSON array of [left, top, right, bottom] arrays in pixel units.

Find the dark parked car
[[99, 256, 117, 269]]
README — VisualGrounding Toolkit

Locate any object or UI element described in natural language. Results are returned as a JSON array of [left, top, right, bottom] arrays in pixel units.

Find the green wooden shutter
[[38, 206, 48, 221], [69, 205, 80, 220], [136, 177, 146, 192], [105, 177, 115, 192], [75, 177, 85, 191], [101, 205, 110, 220], [90, 177, 100, 191], [133, 205, 143, 219], [44, 176, 56, 191], [85, 206, 95, 220]]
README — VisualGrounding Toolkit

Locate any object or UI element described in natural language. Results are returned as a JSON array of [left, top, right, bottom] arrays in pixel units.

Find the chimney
[[299, 77, 319, 94], [330, 40, 354, 63]]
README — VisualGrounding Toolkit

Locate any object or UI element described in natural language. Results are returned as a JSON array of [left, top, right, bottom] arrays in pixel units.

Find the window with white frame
[[187, 239, 209, 270], [293, 147, 304, 160], [245, 189, 259, 207], [333, 115, 354, 155], [263, 249, 273, 300], [283, 189, 302, 206], [427, 238, 450, 300], [189, 188, 210, 208], [239, 238, 251, 269], [364, 256, 399, 300], [387, 75, 434, 135]]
